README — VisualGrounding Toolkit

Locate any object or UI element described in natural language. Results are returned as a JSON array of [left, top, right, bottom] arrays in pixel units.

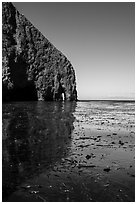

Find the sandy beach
[[3, 101, 135, 202]]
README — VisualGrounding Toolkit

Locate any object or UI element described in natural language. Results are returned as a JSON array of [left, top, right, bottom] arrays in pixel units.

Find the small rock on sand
[[103, 167, 111, 172], [86, 155, 91, 159]]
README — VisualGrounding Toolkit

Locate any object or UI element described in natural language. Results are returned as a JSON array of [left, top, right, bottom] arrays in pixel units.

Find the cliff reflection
[[2, 102, 76, 200]]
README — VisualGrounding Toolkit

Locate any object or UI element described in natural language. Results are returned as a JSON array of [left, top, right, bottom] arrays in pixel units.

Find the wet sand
[[3, 101, 135, 202]]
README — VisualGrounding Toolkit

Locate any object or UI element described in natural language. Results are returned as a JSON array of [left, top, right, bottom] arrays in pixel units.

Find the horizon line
[[77, 99, 135, 101]]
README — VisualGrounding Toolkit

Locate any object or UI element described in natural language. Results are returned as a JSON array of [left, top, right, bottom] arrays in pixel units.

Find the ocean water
[[2, 101, 135, 201]]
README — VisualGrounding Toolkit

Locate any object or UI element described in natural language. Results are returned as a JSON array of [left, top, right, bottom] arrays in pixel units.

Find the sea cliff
[[2, 2, 77, 101]]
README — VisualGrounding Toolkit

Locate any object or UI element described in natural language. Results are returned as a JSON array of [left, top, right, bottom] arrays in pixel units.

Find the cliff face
[[2, 2, 77, 101]]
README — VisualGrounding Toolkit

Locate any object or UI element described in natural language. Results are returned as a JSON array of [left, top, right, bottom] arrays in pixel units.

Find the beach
[[2, 101, 135, 202]]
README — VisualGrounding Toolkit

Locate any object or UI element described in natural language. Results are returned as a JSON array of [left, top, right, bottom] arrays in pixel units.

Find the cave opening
[[9, 81, 38, 101], [62, 93, 65, 101], [5, 55, 38, 101]]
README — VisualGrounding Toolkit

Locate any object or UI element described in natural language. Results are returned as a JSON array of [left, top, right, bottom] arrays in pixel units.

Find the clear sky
[[13, 2, 135, 100]]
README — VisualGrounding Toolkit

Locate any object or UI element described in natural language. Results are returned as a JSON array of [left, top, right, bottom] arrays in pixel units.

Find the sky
[[13, 2, 135, 100]]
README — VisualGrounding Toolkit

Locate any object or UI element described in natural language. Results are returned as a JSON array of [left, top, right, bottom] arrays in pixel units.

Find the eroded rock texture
[[2, 2, 77, 101]]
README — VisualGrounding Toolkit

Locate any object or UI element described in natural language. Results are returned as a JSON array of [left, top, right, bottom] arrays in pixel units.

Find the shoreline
[[3, 101, 135, 202]]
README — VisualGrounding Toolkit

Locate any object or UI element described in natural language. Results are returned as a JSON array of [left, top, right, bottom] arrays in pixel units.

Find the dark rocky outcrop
[[2, 2, 77, 101]]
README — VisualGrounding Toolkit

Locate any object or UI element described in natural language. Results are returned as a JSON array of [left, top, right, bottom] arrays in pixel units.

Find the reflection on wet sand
[[2, 102, 76, 200], [2, 101, 135, 202]]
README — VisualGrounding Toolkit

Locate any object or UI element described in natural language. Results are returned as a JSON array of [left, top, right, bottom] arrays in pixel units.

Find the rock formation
[[2, 2, 77, 101]]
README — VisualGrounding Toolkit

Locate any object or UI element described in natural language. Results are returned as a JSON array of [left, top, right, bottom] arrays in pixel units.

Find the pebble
[[103, 167, 111, 172], [104, 184, 110, 187], [29, 190, 39, 194], [86, 155, 91, 160], [119, 140, 124, 145], [21, 185, 31, 190]]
